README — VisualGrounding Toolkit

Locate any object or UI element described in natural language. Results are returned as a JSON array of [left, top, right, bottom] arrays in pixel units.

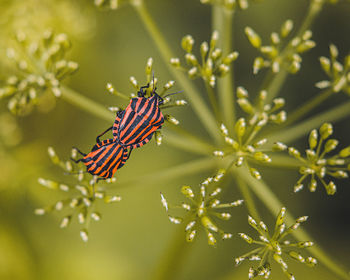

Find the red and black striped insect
[[113, 83, 165, 149], [92, 83, 165, 160], [71, 81, 179, 179], [72, 139, 130, 179]]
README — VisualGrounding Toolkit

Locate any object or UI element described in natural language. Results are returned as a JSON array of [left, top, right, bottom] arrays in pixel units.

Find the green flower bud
[[281, 19, 293, 38], [253, 56, 264, 74], [324, 139, 338, 153], [186, 230, 196, 242], [181, 185, 194, 198], [275, 207, 286, 228], [326, 181, 336, 195], [181, 35, 194, 52], [223, 51, 239, 65], [319, 56, 331, 75], [238, 232, 253, 244], [308, 129, 318, 150], [329, 44, 339, 59], [235, 118, 246, 138], [320, 123, 333, 140], [245, 27, 262, 48], [339, 146, 350, 157], [237, 98, 254, 114]]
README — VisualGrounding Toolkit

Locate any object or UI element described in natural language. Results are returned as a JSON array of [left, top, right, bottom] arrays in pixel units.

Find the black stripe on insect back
[[86, 142, 119, 175], [91, 145, 111, 163], [140, 97, 154, 116], [128, 117, 158, 144], [124, 98, 159, 137], [121, 110, 137, 131], [131, 97, 146, 112], [99, 145, 124, 177], [121, 114, 147, 143], [101, 145, 123, 172], [86, 144, 121, 177]]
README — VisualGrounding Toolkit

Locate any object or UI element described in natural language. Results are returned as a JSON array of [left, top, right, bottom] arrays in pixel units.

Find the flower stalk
[[132, 0, 221, 143]]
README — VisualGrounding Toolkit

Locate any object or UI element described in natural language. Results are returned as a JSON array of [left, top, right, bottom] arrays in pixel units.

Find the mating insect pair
[[72, 83, 165, 179]]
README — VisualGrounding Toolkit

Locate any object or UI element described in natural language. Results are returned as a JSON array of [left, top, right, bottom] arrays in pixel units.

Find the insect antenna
[[162, 90, 184, 99], [151, 71, 157, 94]]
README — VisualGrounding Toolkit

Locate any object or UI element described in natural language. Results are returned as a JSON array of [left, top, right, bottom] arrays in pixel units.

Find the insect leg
[[70, 147, 87, 163], [126, 147, 133, 160], [72, 146, 87, 156], [96, 126, 113, 143], [138, 83, 150, 97]]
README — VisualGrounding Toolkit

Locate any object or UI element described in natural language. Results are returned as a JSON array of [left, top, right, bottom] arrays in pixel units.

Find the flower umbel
[[245, 20, 315, 74], [0, 30, 78, 115], [160, 169, 243, 246], [35, 147, 121, 242], [170, 32, 238, 88], [235, 208, 317, 279], [316, 44, 350, 94], [275, 123, 350, 195], [214, 88, 286, 179]]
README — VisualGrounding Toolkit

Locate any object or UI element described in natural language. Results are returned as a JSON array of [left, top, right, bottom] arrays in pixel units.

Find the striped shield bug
[[72, 139, 131, 179], [112, 83, 165, 149]]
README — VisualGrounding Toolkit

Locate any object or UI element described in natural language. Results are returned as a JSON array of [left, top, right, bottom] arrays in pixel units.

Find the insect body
[[72, 82, 172, 180], [73, 139, 130, 179], [112, 84, 164, 149]]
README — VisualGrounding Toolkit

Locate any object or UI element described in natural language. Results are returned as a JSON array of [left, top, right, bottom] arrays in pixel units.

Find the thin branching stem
[[285, 88, 334, 126], [114, 156, 217, 188], [237, 166, 350, 280], [213, 5, 236, 131], [267, 100, 350, 144], [61, 86, 114, 122], [235, 172, 261, 221], [254, 154, 301, 169], [132, 0, 221, 143], [204, 80, 221, 120], [163, 126, 215, 155]]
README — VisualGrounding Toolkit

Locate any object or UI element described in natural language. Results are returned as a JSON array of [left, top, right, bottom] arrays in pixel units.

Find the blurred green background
[[0, 0, 349, 279]]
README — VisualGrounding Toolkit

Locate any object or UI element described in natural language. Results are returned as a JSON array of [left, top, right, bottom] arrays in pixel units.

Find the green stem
[[267, 100, 350, 144], [61, 86, 114, 122], [262, 68, 288, 103], [151, 223, 192, 280], [237, 166, 350, 280], [235, 172, 261, 221], [204, 80, 221, 121], [285, 88, 334, 126], [253, 154, 301, 169], [213, 6, 236, 131], [132, 1, 221, 143], [163, 127, 215, 155], [114, 156, 217, 188], [264, 0, 324, 103]]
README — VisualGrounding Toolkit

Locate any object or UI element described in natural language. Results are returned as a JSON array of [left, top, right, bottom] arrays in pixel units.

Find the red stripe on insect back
[[138, 98, 153, 116], [81, 141, 127, 178], [111, 84, 165, 150], [117, 96, 163, 145], [99, 147, 123, 178], [120, 112, 138, 140]]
